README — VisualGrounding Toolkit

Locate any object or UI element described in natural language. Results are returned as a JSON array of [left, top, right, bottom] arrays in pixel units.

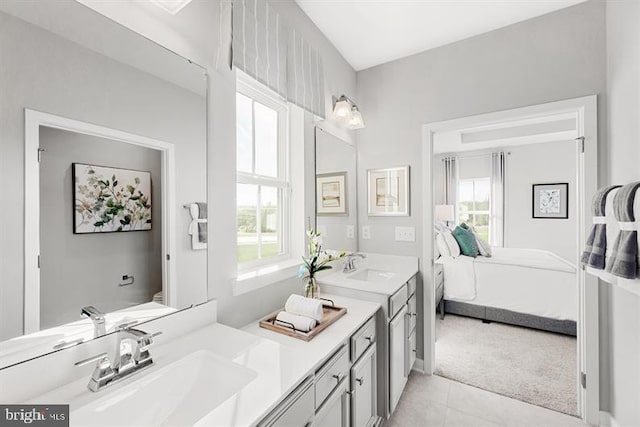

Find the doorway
[[421, 96, 599, 425]]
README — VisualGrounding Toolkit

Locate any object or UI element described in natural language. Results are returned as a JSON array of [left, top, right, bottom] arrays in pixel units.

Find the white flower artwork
[[539, 189, 561, 214], [532, 183, 568, 219]]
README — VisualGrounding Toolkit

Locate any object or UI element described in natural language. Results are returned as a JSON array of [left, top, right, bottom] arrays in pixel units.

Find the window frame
[[236, 74, 291, 272], [457, 177, 491, 241]]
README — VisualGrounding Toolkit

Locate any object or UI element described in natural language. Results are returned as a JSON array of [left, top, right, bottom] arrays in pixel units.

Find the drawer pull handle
[[410, 313, 417, 317], [332, 373, 343, 382], [356, 377, 364, 386], [364, 336, 373, 343], [412, 349, 417, 353]]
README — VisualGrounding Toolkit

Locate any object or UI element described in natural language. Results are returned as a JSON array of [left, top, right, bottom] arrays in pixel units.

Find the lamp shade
[[347, 106, 365, 129], [333, 96, 352, 123], [435, 204, 455, 222]]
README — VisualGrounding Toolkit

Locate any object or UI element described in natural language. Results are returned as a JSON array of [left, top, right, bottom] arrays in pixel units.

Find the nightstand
[[434, 263, 444, 319]]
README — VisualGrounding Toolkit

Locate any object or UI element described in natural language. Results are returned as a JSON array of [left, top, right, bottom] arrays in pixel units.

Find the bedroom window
[[236, 76, 290, 269], [458, 178, 490, 242]]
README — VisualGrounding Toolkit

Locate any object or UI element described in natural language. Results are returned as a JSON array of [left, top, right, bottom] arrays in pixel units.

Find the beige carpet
[[435, 314, 577, 416]]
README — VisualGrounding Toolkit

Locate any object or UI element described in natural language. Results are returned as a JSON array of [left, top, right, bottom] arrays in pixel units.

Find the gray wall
[[316, 129, 358, 252], [602, 0, 640, 425], [0, 11, 207, 340], [39, 127, 162, 329], [356, 0, 606, 363]]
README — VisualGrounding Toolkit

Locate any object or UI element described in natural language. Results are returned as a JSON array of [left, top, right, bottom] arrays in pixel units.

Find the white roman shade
[[231, 0, 326, 118]]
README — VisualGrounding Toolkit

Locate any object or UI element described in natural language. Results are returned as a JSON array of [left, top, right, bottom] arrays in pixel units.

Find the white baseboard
[[599, 411, 621, 427], [412, 358, 425, 374]]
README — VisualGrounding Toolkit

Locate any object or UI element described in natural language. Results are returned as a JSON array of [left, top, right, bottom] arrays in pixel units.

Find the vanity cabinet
[[258, 377, 315, 427], [350, 345, 377, 427], [315, 378, 350, 427], [389, 305, 408, 413]]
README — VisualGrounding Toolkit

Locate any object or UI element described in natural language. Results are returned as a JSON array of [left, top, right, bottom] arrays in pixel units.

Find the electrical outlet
[[395, 226, 415, 242], [346, 225, 355, 239], [362, 225, 371, 240]]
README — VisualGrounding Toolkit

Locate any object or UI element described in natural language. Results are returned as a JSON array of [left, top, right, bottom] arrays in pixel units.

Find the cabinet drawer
[[351, 316, 376, 363], [407, 293, 417, 335], [406, 330, 417, 376], [258, 377, 314, 427], [315, 345, 350, 409], [388, 285, 408, 319], [435, 265, 444, 288], [407, 275, 417, 298]]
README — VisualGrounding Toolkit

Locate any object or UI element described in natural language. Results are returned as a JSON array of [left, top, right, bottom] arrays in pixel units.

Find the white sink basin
[[349, 268, 396, 282], [71, 350, 257, 426]]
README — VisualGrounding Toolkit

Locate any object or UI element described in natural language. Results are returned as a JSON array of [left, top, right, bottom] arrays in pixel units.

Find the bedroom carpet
[[435, 314, 577, 416]]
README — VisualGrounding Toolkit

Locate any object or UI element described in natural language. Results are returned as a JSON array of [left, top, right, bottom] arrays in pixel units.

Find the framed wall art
[[73, 163, 152, 233], [367, 166, 410, 216], [316, 172, 348, 215], [532, 183, 568, 219]]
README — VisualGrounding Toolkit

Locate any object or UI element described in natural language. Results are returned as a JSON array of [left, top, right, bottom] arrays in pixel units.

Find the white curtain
[[490, 152, 506, 247], [443, 156, 458, 225]]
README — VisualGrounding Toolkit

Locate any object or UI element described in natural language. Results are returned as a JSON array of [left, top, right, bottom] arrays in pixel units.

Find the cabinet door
[[314, 378, 349, 427], [351, 345, 377, 427], [389, 305, 408, 414], [405, 329, 417, 376], [259, 378, 314, 427]]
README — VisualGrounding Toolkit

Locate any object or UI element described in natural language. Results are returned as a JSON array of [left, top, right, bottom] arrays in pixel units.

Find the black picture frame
[[532, 183, 569, 219]]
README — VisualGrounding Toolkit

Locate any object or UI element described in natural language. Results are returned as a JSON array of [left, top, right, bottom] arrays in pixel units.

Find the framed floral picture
[[73, 163, 152, 233], [367, 166, 410, 216], [316, 172, 348, 215], [532, 183, 568, 219]]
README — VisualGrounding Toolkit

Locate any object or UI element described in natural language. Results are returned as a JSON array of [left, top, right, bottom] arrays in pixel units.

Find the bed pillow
[[435, 232, 449, 258], [441, 229, 461, 257], [453, 225, 479, 257], [461, 223, 492, 257]]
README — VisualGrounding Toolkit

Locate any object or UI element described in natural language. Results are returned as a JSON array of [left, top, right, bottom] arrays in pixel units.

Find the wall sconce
[[333, 95, 365, 130]]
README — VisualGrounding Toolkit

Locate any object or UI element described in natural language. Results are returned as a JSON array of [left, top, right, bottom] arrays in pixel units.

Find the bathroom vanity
[[316, 253, 420, 419]]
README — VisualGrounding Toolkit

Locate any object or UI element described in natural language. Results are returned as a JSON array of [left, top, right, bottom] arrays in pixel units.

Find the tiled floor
[[386, 373, 586, 427]]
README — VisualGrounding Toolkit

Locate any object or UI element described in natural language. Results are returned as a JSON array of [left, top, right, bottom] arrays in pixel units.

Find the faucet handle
[[75, 352, 110, 367]]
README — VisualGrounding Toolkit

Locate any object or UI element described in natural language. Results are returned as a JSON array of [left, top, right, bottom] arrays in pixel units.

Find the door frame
[[421, 95, 599, 424], [24, 109, 177, 334]]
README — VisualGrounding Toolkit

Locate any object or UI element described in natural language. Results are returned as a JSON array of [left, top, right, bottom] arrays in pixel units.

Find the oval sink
[[71, 350, 257, 426], [348, 268, 396, 282]]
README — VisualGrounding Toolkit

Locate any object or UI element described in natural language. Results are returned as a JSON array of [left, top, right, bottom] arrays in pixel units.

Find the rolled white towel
[[275, 311, 317, 332], [285, 294, 324, 322]]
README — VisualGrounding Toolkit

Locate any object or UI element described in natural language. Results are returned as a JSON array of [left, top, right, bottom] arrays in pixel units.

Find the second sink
[[348, 268, 396, 282]]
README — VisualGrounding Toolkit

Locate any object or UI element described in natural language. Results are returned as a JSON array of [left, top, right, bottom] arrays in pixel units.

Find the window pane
[[261, 186, 280, 259], [237, 184, 258, 263], [254, 102, 278, 177], [236, 93, 253, 173], [474, 179, 490, 211]]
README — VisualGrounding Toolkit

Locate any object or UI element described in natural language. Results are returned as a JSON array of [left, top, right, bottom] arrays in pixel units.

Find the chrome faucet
[[81, 306, 106, 337], [75, 326, 160, 392], [343, 253, 366, 273]]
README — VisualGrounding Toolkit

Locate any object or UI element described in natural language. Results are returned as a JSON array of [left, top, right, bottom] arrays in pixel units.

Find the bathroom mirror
[[0, 0, 208, 368], [315, 128, 358, 252]]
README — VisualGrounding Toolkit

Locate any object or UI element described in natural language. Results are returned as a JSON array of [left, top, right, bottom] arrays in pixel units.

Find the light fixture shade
[[150, 0, 193, 15], [435, 204, 455, 222], [333, 96, 352, 123], [347, 106, 365, 129]]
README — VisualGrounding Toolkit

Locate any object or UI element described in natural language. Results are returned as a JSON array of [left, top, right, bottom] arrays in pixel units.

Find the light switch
[[395, 226, 415, 242], [362, 225, 371, 240], [346, 225, 355, 239]]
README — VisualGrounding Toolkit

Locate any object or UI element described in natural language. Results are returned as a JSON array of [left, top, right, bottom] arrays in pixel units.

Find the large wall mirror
[[315, 128, 358, 252], [0, 1, 208, 368]]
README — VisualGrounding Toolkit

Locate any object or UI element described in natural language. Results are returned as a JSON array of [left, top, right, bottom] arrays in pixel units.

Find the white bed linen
[[437, 248, 577, 321], [441, 255, 476, 301]]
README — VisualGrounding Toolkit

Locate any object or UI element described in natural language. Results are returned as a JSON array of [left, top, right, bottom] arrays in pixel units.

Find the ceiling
[[295, 0, 587, 71]]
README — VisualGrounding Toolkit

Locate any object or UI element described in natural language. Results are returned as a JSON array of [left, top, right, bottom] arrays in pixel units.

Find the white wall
[[0, 11, 207, 340], [603, 1, 640, 425], [356, 0, 606, 361]]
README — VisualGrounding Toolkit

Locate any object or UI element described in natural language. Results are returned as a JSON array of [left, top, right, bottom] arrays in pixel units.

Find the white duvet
[[437, 247, 578, 321]]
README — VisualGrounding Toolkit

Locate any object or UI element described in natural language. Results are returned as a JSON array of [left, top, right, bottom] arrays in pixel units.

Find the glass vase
[[304, 276, 320, 299]]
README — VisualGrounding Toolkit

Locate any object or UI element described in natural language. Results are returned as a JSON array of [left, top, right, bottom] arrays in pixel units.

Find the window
[[458, 178, 490, 242], [236, 78, 289, 269]]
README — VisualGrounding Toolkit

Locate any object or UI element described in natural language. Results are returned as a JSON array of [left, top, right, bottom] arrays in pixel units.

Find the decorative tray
[[259, 298, 347, 342]]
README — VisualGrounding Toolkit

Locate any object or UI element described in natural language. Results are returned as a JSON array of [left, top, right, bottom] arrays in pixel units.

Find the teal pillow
[[452, 225, 479, 258]]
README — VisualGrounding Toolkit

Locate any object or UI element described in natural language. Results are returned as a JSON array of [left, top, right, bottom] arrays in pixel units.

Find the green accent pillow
[[452, 224, 479, 258]]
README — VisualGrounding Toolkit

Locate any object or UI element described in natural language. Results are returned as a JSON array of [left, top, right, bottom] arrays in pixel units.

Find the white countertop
[[317, 252, 419, 296], [32, 295, 380, 427]]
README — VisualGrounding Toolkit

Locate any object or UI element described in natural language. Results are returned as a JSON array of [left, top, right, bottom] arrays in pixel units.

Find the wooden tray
[[259, 299, 347, 342]]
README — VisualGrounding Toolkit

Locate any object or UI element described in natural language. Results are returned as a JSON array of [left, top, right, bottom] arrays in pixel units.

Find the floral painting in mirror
[[73, 163, 152, 233]]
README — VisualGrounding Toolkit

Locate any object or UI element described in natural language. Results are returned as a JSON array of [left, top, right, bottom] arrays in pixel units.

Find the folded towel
[[275, 311, 317, 332], [606, 182, 640, 279], [196, 202, 208, 243], [581, 185, 621, 269], [285, 294, 324, 322]]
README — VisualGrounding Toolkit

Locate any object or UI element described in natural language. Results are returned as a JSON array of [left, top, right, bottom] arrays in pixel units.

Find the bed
[[435, 247, 577, 336]]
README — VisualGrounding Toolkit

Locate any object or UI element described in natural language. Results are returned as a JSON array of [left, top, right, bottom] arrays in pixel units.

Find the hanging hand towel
[[275, 311, 317, 332], [284, 294, 324, 322], [581, 185, 621, 269], [187, 203, 207, 250], [605, 182, 640, 279]]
